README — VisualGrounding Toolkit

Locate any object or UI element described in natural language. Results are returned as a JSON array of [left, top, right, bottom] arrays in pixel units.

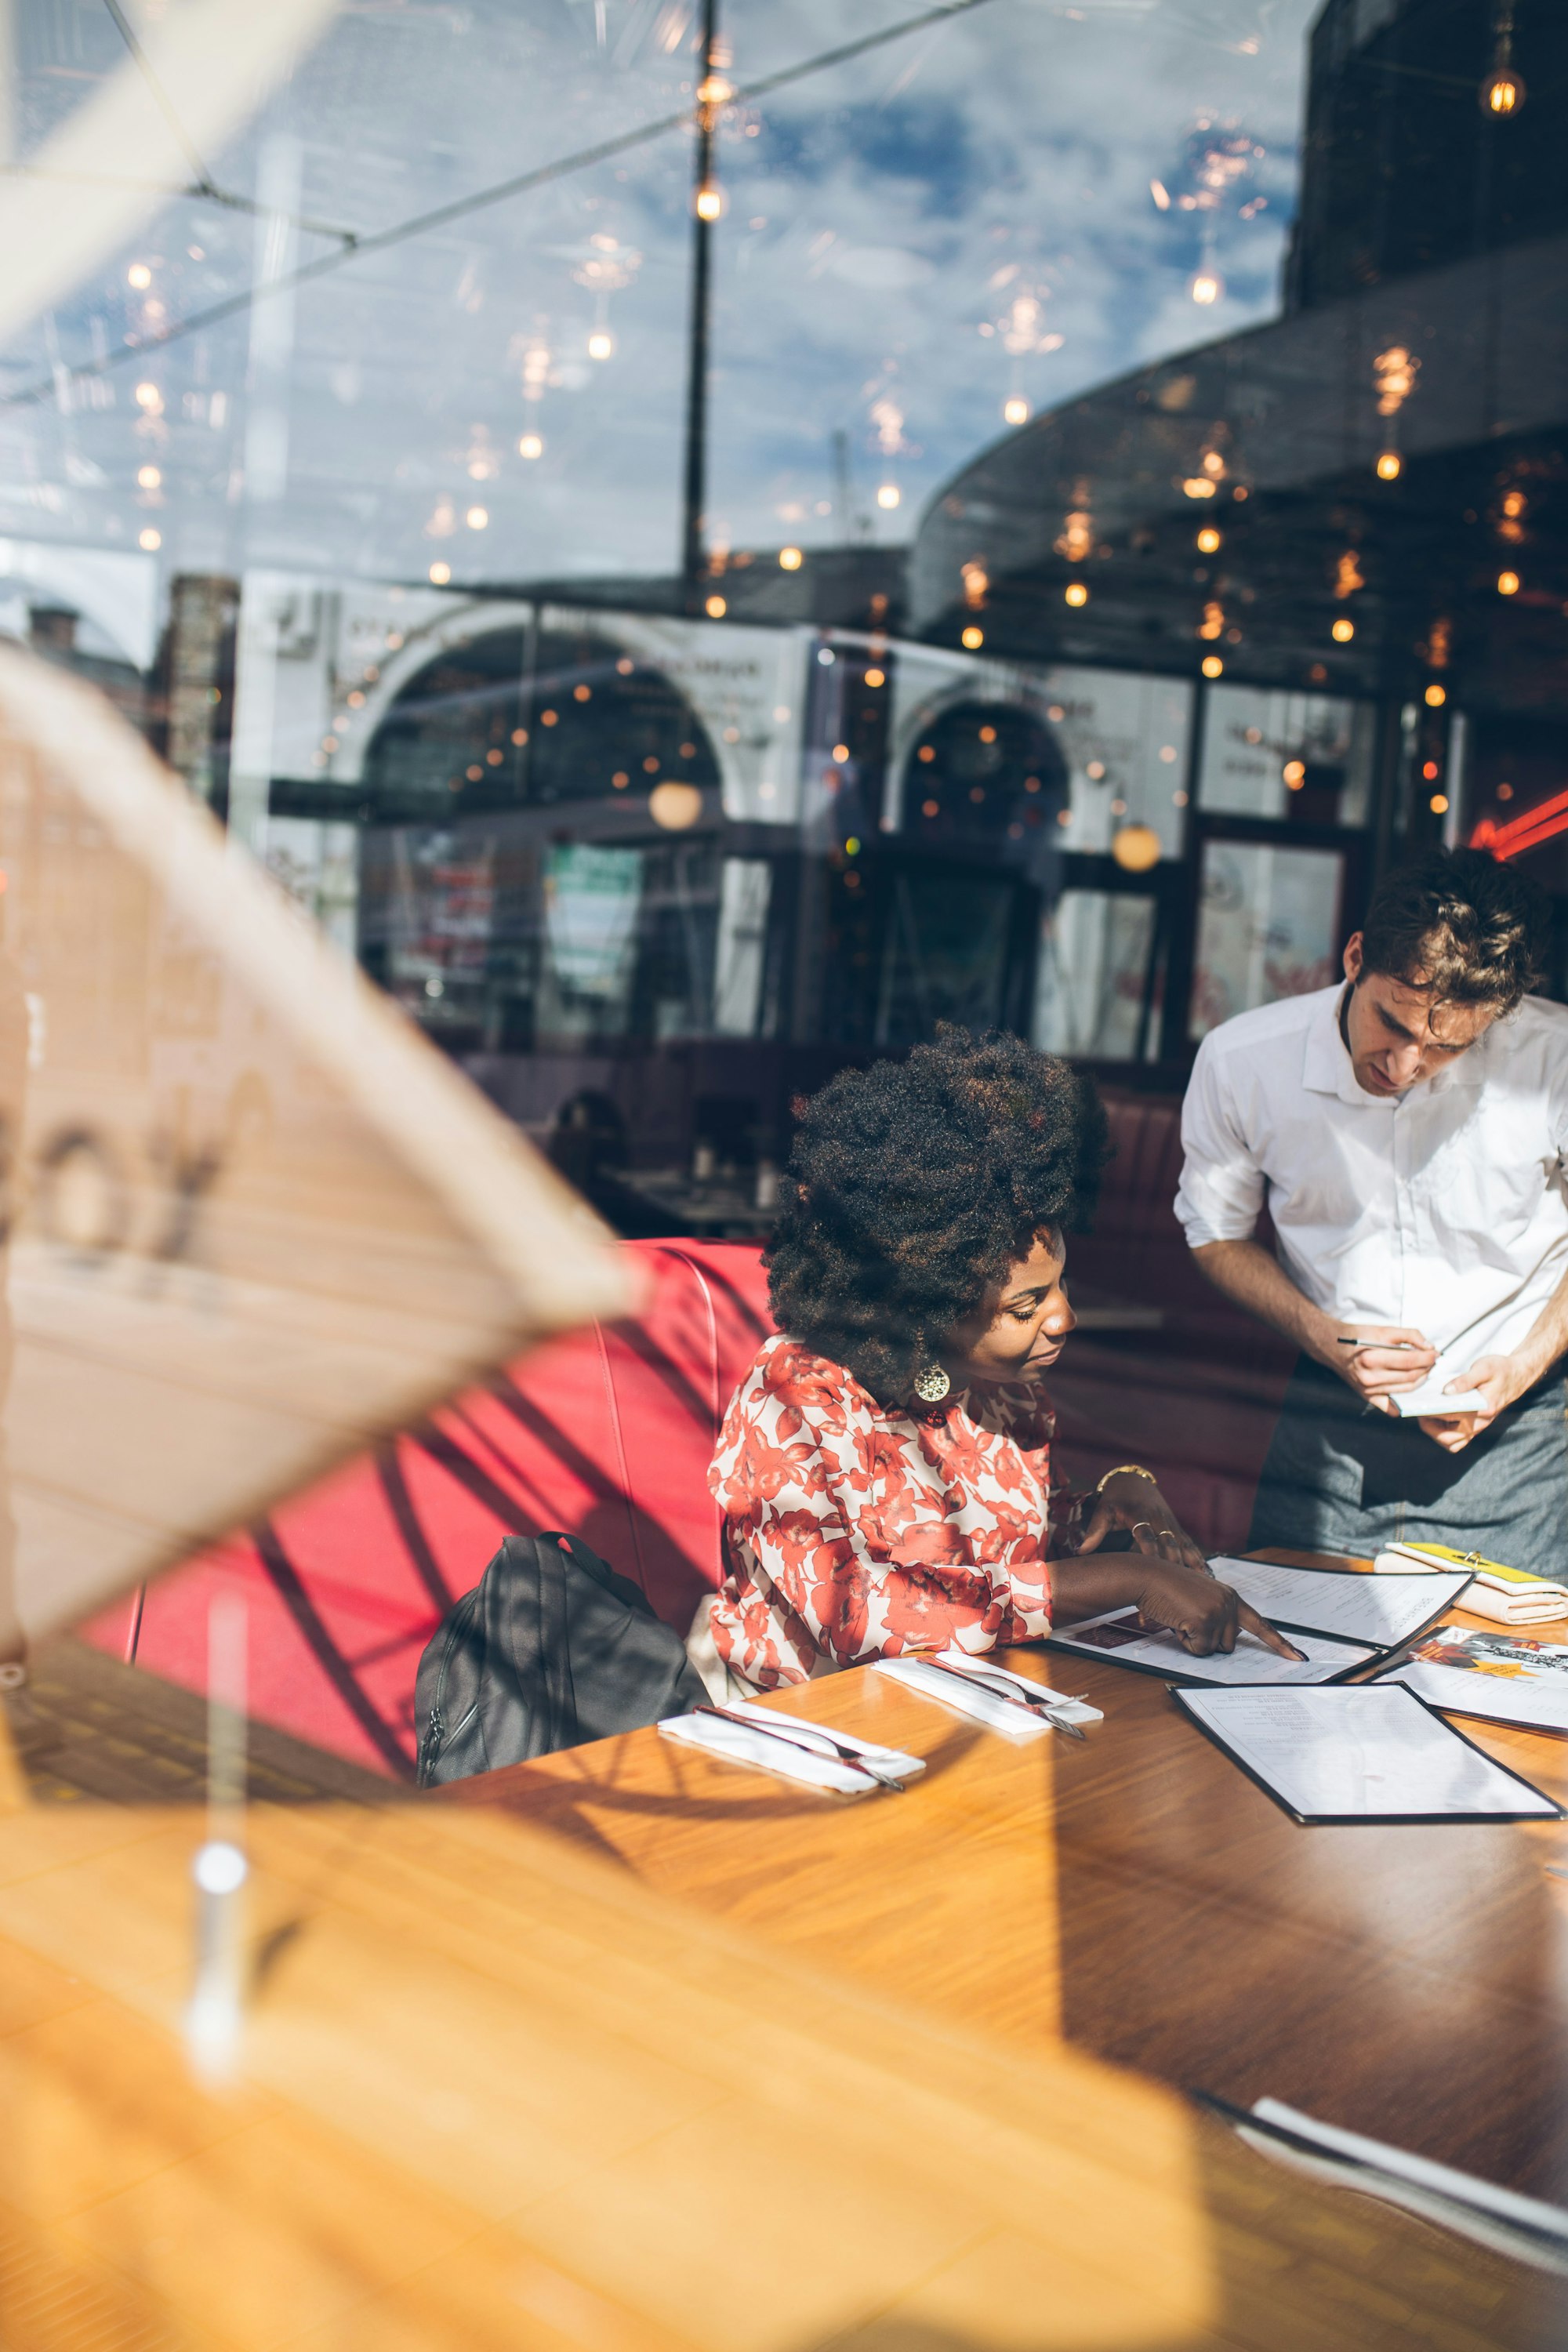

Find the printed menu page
[[1208, 1557, 1471, 1648], [1176, 1683, 1559, 1820], [1049, 1607, 1372, 1685]]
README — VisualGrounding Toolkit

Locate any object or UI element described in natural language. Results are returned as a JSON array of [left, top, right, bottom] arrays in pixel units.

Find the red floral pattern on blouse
[[706, 1334, 1085, 1689]]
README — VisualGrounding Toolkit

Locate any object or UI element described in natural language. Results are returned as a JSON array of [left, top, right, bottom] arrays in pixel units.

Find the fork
[[912, 1655, 1088, 1738], [692, 1704, 906, 1791]]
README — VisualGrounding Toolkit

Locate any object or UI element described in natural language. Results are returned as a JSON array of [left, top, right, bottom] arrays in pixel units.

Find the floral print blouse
[[705, 1333, 1083, 1690]]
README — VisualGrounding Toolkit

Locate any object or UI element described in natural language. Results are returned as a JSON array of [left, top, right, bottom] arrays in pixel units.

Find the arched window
[[902, 699, 1068, 868]]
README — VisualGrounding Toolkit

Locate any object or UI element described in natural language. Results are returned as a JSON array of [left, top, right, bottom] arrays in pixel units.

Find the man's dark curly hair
[[1360, 848, 1547, 1014], [766, 1028, 1110, 1406]]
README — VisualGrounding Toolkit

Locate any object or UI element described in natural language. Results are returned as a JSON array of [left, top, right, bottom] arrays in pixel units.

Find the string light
[[518, 433, 544, 459], [1201, 655, 1223, 678], [466, 506, 488, 530], [127, 262, 151, 289], [429, 561, 452, 584], [1196, 526, 1221, 553], [779, 546, 803, 570], [877, 484, 901, 510], [1182, 477, 1217, 499], [1003, 395, 1030, 425], [695, 182, 724, 221], [1064, 583, 1088, 607], [587, 330, 614, 360], [1189, 268, 1222, 306], [705, 594, 727, 618], [1497, 570, 1520, 595], [138, 527, 161, 550], [961, 626, 984, 650], [1331, 618, 1355, 643], [1425, 683, 1447, 707], [136, 463, 161, 489], [1376, 452, 1402, 481]]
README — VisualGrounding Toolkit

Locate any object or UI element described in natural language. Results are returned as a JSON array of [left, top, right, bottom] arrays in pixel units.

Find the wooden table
[[454, 1555, 1568, 2208], [1, 1563, 1564, 2348]]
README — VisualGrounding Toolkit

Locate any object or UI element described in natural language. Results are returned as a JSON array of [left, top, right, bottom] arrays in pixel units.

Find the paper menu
[[1385, 1628, 1568, 1735], [1048, 1607, 1373, 1686], [1175, 1684, 1560, 1821], [1207, 1557, 1471, 1647]]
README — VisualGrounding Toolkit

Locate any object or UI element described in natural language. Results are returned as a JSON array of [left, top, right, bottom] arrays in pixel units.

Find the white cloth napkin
[[659, 1702, 924, 1795], [873, 1651, 1102, 1739]]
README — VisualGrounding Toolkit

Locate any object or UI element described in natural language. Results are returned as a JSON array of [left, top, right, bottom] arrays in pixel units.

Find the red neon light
[[1472, 787, 1568, 861]]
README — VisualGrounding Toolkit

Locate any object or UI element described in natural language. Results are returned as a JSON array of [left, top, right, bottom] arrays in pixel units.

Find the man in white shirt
[[1175, 850, 1568, 1572]]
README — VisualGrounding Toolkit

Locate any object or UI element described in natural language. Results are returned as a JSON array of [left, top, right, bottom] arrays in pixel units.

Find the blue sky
[[0, 0, 1317, 594]]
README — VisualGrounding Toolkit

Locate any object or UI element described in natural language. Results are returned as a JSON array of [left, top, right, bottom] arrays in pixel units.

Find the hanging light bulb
[[1196, 526, 1221, 554], [1331, 617, 1355, 643], [1189, 267, 1223, 307], [1064, 583, 1088, 607], [1375, 451, 1402, 481], [1003, 395, 1030, 426], [695, 181, 724, 222], [877, 484, 901, 510], [1480, 2, 1525, 111], [587, 329, 614, 361]]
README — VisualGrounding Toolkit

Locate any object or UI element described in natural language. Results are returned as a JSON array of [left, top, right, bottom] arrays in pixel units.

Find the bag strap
[[539, 1530, 658, 1621]]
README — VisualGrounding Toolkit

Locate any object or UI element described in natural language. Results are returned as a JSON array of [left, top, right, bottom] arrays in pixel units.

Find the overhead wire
[[0, 0, 1004, 410]]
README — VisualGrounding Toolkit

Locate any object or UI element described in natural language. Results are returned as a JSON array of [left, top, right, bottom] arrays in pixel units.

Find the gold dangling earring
[[913, 1345, 951, 1405]]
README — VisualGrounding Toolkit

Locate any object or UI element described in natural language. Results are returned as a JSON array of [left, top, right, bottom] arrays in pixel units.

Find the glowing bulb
[[1064, 582, 1088, 608], [1425, 683, 1446, 707], [1189, 269, 1222, 307], [127, 262, 152, 290], [865, 668, 884, 688], [518, 433, 544, 459], [466, 506, 488, 530], [698, 73, 734, 105], [1201, 655, 1224, 678], [138, 527, 161, 550], [1003, 395, 1030, 426], [1196, 527, 1221, 553], [1480, 67, 1525, 114], [1111, 822, 1162, 873], [587, 330, 614, 361], [695, 182, 724, 222], [1182, 477, 1217, 499], [134, 380, 162, 412], [705, 593, 727, 617], [877, 484, 901, 510], [1430, 793, 1450, 814], [136, 464, 161, 489], [650, 781, 703, 830], [1331, 617, 1355, 643], [1376, 451, 1402, 481], [429, 561, 452, 584], [779, 546, 803, 570], [1497, 570, 1520, 596], [832, 742, 850, 764], [961, 626, 984, 650], [1283, 760, 1306, 787]]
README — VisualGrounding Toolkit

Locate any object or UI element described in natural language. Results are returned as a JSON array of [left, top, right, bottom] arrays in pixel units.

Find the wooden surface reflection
[[456, 1557, 1568, 2204]]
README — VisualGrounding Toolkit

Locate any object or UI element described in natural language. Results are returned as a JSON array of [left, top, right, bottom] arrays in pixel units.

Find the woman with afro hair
[[688, 1029, 1298, 1697]]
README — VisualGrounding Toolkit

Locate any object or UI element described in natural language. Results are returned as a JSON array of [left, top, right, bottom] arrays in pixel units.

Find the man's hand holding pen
[[1327, 1324, 1437, 1408]]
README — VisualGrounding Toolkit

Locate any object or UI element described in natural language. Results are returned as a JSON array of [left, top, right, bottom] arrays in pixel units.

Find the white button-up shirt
[[1174, 982, 1568, 1364]]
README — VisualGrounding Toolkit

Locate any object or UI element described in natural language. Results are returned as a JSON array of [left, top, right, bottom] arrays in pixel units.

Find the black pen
[[1336, 1337, 1420, 1348]]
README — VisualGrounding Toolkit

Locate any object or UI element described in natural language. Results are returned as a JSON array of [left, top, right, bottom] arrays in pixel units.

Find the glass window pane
[[1034, 891, 1163, 1062], [1190, 840, 1345, 1041], [1200, 686, 1376, 826]]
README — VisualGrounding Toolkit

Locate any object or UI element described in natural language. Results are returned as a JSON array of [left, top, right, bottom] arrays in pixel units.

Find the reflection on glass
[[1035, 892, 1163, 1063], [1189, 840, 1344, 1041], [1199, 686, 1375, 826]]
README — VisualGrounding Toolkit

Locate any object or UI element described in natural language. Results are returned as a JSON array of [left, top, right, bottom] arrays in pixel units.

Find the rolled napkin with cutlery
[[874, 1650, 1103, 1739], [659, 1700, 924, 1795], [1372, 1540, 1568, 1623]]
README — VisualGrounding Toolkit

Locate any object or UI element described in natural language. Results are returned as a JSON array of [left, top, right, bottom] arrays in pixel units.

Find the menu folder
[[1172, 1682, 1562, 1825]]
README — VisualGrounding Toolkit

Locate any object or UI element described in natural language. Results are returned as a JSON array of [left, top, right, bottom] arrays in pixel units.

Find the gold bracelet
[[1095, 1463, 1158, 1494]]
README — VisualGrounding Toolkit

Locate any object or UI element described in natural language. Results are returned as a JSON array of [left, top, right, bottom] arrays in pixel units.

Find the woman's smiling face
[[947, 1227, 1076, 1385]]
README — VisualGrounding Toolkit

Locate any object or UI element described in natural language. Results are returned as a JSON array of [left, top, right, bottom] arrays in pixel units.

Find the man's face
[[1341, 933, 1501, 1097]]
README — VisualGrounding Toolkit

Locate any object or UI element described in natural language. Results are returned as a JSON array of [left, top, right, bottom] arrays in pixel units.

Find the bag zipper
[[418, 1588, 479, 1784]]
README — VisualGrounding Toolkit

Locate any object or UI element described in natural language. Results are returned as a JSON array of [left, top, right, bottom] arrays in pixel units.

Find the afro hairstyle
[[766, 1027, 1110, 1406]]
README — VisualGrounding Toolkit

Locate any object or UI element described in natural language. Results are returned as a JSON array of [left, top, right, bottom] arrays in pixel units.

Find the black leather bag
[[415, 1530, 707, 1787]]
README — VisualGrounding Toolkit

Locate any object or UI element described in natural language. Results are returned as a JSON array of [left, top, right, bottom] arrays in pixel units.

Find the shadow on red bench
[[81, 1242, 775, 1782]]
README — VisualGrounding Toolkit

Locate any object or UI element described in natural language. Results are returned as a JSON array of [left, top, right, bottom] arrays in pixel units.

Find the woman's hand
[[1077, 1471, 1210, 1577], [1049, 1553, 1305, 1661]]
